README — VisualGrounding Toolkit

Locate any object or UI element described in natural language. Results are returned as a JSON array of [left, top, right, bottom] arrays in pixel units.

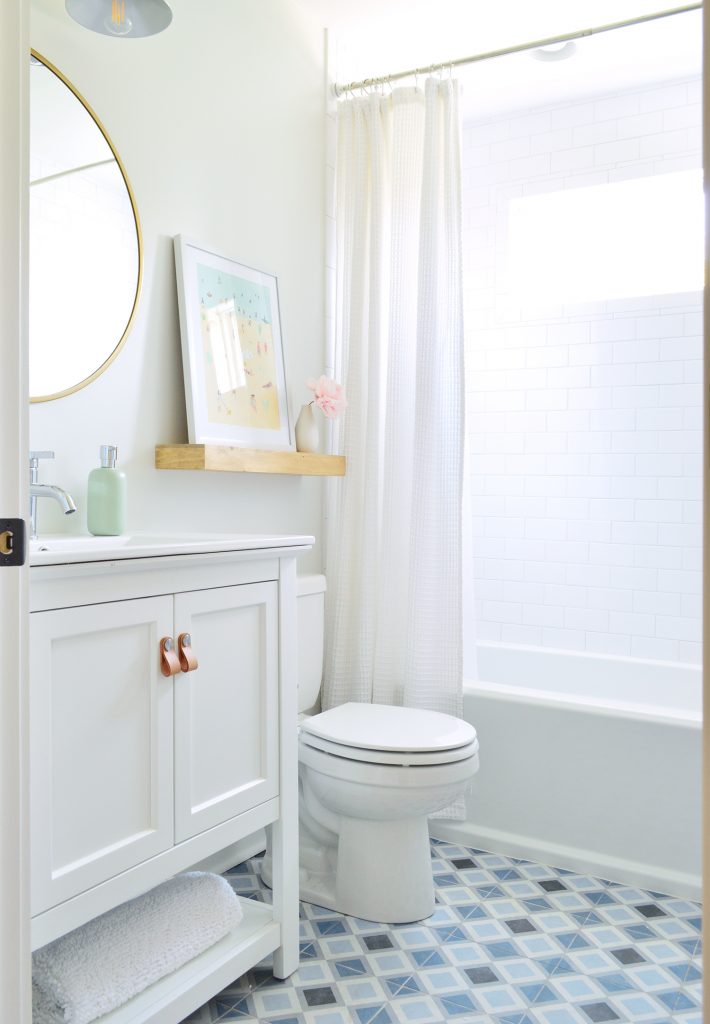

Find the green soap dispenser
[[87, 445, 126, 536]]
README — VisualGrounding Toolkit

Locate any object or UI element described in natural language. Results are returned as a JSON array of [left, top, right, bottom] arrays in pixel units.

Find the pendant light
[[65, 0, 172, 38]]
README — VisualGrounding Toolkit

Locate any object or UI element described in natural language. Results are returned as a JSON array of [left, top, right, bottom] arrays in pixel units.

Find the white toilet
[[263, 574, 480, 924]]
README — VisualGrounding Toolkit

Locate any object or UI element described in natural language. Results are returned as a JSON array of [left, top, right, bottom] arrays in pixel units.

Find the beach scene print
[[197, 262, 281, 430]]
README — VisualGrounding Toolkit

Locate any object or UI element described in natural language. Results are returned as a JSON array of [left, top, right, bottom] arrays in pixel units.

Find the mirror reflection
[[30, 53, 141, 402]]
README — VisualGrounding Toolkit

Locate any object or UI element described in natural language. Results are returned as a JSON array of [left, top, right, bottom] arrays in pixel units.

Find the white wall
[[30, 0, 326, 572], [463, 75, 703, 667]]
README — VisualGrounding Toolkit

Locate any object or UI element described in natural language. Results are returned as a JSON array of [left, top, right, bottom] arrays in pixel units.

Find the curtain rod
[[332, 3, 701, 97]]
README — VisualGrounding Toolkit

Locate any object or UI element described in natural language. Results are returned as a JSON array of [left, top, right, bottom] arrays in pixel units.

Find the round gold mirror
[[30, 52, 142, 402]]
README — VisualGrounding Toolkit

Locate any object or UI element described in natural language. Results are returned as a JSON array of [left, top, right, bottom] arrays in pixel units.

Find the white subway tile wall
[[463, 76, 702, 668]]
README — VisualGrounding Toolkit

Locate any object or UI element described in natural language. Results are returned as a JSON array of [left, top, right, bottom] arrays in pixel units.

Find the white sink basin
[[29, 532, 314, 565], [30, 535, 132, 553]]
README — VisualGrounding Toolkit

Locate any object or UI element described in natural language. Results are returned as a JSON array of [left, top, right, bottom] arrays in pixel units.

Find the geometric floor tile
[[181, 840, 702, 1023]]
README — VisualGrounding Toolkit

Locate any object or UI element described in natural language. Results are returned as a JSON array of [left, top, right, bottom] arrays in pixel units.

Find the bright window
[[508, 169, 704, 303]]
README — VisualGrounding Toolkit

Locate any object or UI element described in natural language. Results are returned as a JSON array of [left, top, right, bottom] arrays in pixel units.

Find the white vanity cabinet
[[29, 535, 311, 1024]]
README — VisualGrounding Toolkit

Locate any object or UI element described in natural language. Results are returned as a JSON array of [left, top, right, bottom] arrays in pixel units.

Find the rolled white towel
[[32, 871, 244, 1024]]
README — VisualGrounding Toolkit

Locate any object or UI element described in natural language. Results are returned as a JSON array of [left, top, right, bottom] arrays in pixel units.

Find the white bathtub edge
[[428, 820, 701, 902], [470, 642, 701, 722], [464, 680, 702, 729]]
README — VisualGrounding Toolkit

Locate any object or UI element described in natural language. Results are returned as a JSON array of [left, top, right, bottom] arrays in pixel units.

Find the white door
[[30, 597, 175, 914], [0, 3, 30, 1020], [174, 582, 279, 842]]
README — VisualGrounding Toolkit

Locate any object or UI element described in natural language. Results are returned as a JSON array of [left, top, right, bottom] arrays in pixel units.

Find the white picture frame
[[174, 235, 293, 450]]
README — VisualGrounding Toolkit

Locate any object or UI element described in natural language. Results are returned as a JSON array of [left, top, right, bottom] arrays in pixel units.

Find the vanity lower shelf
[[96, 897, 277, 1024], [155, 444, 346, 476]]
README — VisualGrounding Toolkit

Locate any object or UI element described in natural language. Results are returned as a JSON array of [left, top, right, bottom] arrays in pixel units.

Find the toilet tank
[[297, 574, 326, 713]]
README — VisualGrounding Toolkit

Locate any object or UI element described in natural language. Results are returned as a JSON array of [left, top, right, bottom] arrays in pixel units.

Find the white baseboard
[[190, 829, 267, 877], [429, 820, 701, 902]]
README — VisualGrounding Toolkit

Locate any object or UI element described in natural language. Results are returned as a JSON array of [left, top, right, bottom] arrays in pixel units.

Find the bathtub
[[429, 642, 702, 900]]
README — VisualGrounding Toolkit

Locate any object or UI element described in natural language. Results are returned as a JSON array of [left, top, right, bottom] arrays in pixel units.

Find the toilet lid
[[299, 702, 477, 761]]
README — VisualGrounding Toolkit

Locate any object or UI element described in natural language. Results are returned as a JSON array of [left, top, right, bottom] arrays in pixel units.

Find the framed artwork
[[174, 236, 293, 449]]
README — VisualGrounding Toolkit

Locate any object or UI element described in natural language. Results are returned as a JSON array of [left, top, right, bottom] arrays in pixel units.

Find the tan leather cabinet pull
[[178, 632, 198, 673], [159, 637, 181, 677]]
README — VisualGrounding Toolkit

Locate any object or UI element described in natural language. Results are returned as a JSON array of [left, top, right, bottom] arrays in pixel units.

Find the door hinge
[[0, 519, 27, 567]]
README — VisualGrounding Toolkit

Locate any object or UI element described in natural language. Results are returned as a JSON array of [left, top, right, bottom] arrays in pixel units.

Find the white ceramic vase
[[295, 403, 319, 454]]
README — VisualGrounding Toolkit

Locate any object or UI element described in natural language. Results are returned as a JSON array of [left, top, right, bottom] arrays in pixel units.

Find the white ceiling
[[295, 0, 702, 119]]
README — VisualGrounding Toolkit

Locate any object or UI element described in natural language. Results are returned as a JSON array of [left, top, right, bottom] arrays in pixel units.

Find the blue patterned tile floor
[[182, 840, 702, 1024]]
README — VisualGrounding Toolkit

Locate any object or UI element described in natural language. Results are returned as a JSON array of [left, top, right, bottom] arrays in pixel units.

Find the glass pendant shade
[[65, 0, 172, 38]]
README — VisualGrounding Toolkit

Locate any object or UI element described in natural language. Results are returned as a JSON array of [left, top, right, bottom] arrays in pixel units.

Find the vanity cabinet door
[[30, 596, 175, 915], [173, 582, 279, 842]]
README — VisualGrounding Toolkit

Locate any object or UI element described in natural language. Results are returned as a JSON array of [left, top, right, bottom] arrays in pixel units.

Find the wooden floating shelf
[[156, 444, 346, 477]]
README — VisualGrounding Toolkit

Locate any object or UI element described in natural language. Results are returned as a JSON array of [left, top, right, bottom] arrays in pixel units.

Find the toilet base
[[261, 815, 435, 923], [301, 814, 435, 924]]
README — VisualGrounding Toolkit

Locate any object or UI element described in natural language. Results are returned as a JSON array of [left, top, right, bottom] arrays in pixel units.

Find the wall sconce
[[65, 0, 172, 38]]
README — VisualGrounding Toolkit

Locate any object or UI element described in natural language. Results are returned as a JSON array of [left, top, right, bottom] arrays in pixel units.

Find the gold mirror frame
[[30, 49, 143, 403]]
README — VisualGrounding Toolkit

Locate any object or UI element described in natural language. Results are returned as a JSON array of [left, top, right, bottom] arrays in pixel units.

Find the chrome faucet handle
[[29, 451, 54, 487], [29, 450, 54, 466]]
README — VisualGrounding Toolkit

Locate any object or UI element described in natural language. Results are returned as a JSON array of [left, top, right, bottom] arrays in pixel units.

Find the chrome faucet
[[29, 451, 77, 540]]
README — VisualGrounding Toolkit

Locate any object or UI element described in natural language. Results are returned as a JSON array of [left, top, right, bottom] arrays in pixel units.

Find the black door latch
[[0, 519, 27, 567]]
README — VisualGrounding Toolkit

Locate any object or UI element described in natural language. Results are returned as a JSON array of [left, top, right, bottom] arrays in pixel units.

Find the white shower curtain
[[323, 78, 464, 722]]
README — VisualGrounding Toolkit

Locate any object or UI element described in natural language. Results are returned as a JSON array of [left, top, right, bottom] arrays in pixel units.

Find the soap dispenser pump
[[87, 444, 126, 536]]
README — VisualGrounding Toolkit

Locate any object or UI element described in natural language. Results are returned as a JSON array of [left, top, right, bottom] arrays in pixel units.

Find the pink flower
[[306, 375, 347, 420]]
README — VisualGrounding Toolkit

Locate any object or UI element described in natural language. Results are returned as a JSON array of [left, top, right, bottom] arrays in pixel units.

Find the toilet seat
[[299, 702, 478, 767], [299, 732, 479, 766], [299, 734, 479, 789]]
